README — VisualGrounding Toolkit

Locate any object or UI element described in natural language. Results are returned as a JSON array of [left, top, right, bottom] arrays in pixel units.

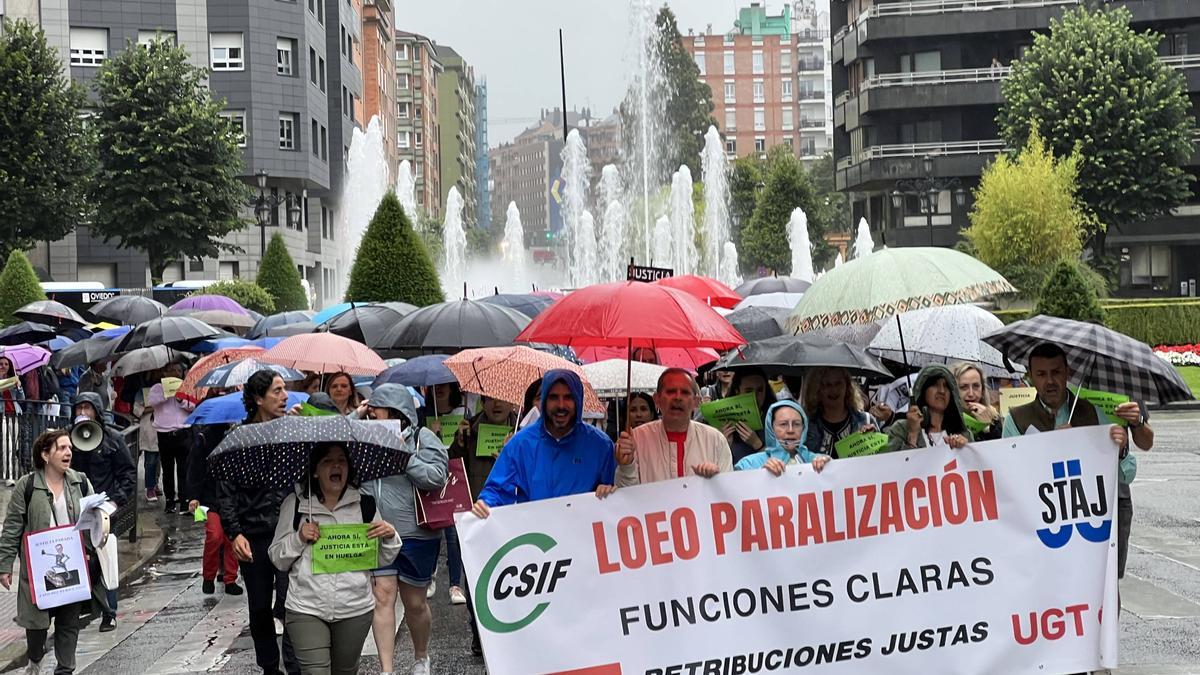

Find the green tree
[[998, 6, 1194, 252], [1035, 259, 1105, 323], [728, 155, 764, 251], [193, 279, 275, 315], [740, 150, 821, 275], [257, 233, 309, 312], [964, 131, 1090, 297], [807, 152, 850, 237], [0, 20, 94, 260], [0, 250, 48, 327], [91, 38, 251, 283], [346, 192, 444, 306]]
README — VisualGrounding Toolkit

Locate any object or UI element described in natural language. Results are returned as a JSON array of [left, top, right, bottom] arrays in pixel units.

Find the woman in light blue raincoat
[[735, 400, 831, 475]]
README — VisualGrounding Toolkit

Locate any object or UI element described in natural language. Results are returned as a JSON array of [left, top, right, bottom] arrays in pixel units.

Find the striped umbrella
[[444, 346, 605, 414], [260, 332, 387, 375], [176, 347, 265, 405]]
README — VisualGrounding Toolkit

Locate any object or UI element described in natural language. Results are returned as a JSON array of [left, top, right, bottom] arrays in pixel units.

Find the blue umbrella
[[191, 336, 254, 353], [42, 335, 76, 352], [372, 354, 455, 388], [93, 325, 132, 340], [187, 391, 309, 425], [311, 302, 369, 327]]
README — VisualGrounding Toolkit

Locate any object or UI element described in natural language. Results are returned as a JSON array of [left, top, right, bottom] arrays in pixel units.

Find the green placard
[[476, 424, 513, 458], [311, 523, 378, 575], [699, 393, 763, 431], [434, 414, 465, 446], [1074, 387, 1130, 427], [299, 402, 337, 417], [961, 413, 989, 435], [834, 431, 889, 458]]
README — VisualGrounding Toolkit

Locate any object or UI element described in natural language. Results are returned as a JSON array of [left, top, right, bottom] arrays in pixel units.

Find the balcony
[[836, 139, 1006, 191], [800, 117, 825, 129], [851, 0, 1080, 45], [798, 59, 825, 72], [799, 89, 825, 101]]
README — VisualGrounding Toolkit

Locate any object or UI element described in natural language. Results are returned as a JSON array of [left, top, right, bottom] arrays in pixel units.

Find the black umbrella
[[266, 321, 317, 337], [714, 334, 892, 379], [377, 299, 531, 355], [982, 314, 1193, 404], [208, 415, 412, 488], [322, 303, 417, 347], [735, 275, 812, 297], [0, 322, 57, 346], [13, 300, 88, 329], [247, 311, 315, 339], [49, 335, 122, 369], [724, 306, 790, 342], [89, 295, 167, 326], [479, 293, 556, 319], [113, 316, 222, 353]]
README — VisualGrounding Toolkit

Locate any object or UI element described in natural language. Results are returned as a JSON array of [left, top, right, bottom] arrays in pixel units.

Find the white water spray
[[853, 217, 875, 259], [396, 159, 416, 219], [787, 208, 814, 282], [599, 200, 626, 283], [575, 211, 599, 287], [668, 165, 698, 276], [701, 126, 731, 279], [338, 116, 389, 294], [722, 241, 742, 287], [442, 186, 467, 296], [653, 215, 672, 268], [561, 130, 593, 287], [501, 201, 527, 284]]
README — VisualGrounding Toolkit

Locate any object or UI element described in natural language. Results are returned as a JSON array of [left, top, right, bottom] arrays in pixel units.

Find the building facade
[[488, 110, 571, 244], [361, 0, 396, 173], [10, 0, 363, 305], [683, 1, 832, 163], [475, 79, 491, 230], [395, 30, 441, 219], [436, 44, 477, 226], [831, 0, 1200, 296]]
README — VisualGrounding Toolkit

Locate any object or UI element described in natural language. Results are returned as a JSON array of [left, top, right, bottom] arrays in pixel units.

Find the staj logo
[[475, 532, 573, 634], [1036, 459, 1111, 549]]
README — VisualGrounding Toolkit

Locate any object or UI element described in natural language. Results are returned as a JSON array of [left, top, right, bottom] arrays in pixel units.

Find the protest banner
[[311, 524, 377, 574], [999, 386, 1038, 418], [476, 424, 514, 458], [458, 427, 1119, 675], [435, 414, 465, 446], [699, 393, 762, 431], [24, 525, 92, 610], [834, 431, 889, 458], [1074, 387, 1130, 427]]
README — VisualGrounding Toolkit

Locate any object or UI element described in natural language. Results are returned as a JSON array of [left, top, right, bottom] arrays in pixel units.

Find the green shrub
[[345, 192, 444, 306], [1104, 302, 1200, 346], [0, 250, 47, 326], [991, 308, 1029, 325], [1035, 260, 1105, 323], [193, 279, 275, 315], [257, 233, 309, 312]]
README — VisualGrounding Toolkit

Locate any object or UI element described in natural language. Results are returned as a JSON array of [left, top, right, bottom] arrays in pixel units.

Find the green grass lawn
[[1174, 365, 1200, 398]]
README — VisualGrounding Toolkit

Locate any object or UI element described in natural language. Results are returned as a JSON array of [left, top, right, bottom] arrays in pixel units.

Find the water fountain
[[853, 217, 875, 259], [560, 129, 593, 287], [396, 159, 416, 218], [599, 200, 626, 283], [575, 211, 599, 287], [442, 186, 467, 296], [701, 126, 731, 279], [787, 207, 815, 282], [624, 0, 668, 263], [501, 201, 527, 284], [834, 252, 844, 268], [667, 165, 698, 276], [721, 241, 742, 287], [653, 215, 672, 268], [337, 116, 388, 294]]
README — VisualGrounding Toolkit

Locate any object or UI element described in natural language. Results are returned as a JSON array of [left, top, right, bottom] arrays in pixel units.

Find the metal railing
[[798, 59, 826, 71], [835, 90, 851, 106], [799, 89, 826, 100], [867, 0, 1077, 18], [800, 117, 826, 128], [1161, 54, 1200, 70], [863, 66, 1011, 90], [839, 139, 1007, 169]]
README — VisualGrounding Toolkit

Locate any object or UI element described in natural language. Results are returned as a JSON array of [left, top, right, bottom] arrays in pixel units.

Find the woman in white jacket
[[269, 443, 401, 675]]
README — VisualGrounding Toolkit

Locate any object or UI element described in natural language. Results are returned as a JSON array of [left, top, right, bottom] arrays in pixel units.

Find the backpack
[[24, 471, 91, 527], [291, 492, 376, 530]]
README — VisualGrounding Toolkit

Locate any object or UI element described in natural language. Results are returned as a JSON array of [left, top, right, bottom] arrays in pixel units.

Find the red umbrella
[[574, 345, 719, 371], [177, 347, 264, 405], [260, 333, 387, 375], [653, 275, 741, 309]]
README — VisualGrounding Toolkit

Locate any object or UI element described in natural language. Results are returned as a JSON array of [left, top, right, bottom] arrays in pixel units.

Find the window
[[318, 57, 325, 91], [398, 73, 409, 89], [342, 85, 349, 116], [316, 0, 324, 24], [311, 119, 319, 157], [725, 138, 736, 155], [1170, 33, 1189, 56], [694, 52, 705, 76], [219, 261, 239, 280], [399, 130, 411, 148], [279, 113, 297, 150], [752, 51, 763, 74], [398, 102, 410, 119], [398, 43, 409, 60], [754, 137, 766, 153], [70, 28, 108, 66], [413, 45, 422, 62], [309, 47, 317, 83], [900, 51, 940, 73], [781, 79, 792, 101], [340, 26, 347, 56], [137, 30, 175, 46], [189, 259, 205, 273], [210, 33, 244, 70], [724, 81, 735, 103], [725, 109, 736, 130], [754, 108, 765, 131], [782, 107, 794, 131], [415, 105, 422, 120], [753, 80, 764, 103], [780, 50, 791, 73], [724, 52, 734, 75], [320, 126, 327, 160], [219, 110, 247, 147], [277, 38, 295, 75], [415, 130, 423, 148]]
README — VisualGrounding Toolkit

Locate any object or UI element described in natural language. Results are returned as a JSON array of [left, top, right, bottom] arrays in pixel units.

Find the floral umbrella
[[444, 346, 605, 414]]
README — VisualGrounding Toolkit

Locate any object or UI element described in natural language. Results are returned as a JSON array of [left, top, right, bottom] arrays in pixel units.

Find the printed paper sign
[[1074, 387, 1130, 427], [476, 424, 514, 458], [435, 414, 465, 446], [160, 377, 183, 399], [311, 524, 378, 574], [458, 427, 1120, 675], [999, 386, 1037, 418], [24, 525, 92, 610], [699, 393, 763, 431], [834, 431, 889, 458]]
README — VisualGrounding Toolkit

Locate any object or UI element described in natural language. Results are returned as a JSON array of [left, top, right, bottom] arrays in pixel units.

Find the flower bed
[[1155, 344, 1200, 367]]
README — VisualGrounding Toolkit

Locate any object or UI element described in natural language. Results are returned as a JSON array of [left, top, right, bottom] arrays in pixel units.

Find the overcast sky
[[398, 0, 746, 144]]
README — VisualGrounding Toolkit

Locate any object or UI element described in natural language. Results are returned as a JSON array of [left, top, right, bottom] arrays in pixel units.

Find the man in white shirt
[[615, 369, 733, 486]]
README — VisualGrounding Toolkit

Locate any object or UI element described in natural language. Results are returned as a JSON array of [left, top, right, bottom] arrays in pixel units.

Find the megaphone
[[71, 420, 104, 452]]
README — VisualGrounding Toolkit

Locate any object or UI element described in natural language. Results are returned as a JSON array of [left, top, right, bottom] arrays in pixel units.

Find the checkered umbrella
[[982, 314, 1193, 404], [208, 415, 412, 488]]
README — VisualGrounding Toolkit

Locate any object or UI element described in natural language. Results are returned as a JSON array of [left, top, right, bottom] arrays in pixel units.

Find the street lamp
[[250, 169, 303, 256], [890, 155, 967, 247]]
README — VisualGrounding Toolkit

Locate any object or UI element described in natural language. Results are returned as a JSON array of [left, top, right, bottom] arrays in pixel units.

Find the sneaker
[[99, 616, 115, 632], [273, 617, 284, 636], [448, 586, 466, 605], [225, 583, 243, 596], [425, 580, 436, 599], [410, 657, 430, 675], [24, 658, 41, 674], [164, 500, 176, 514], [146, 489, 158, 503], [202, 579, 215, 595]]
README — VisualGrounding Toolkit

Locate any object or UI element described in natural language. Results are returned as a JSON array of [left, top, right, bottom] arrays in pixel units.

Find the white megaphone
[[71, 419, 104, 452]]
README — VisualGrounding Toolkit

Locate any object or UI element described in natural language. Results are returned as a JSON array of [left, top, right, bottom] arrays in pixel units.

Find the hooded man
[[884, 364, 972, 452], [615, 369, 732, 487], [472, 369, 616, 516], [70, 391, 135, 632], [735, 400, 831, 474]]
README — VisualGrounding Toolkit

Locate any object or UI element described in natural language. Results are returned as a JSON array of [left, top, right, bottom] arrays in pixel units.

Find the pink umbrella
[[0, 344, 52, 375], [170, 294, 250, 316], [260, 333, 386, 375]]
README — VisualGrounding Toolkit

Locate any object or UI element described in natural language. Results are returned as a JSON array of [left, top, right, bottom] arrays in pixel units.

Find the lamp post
[[890, 155, 967, 247], [251, 169, 303, 257]]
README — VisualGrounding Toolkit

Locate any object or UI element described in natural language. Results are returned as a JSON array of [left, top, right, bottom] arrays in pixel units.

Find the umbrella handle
[[1067, 352, 1095, 425]]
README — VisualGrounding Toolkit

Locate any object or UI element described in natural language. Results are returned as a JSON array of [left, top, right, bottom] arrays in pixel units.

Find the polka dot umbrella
[[208, 415, 412, 489]]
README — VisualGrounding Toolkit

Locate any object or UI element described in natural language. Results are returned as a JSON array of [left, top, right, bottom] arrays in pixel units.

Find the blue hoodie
[[477, 369, 616, 507], [734, 400, 817, 470]]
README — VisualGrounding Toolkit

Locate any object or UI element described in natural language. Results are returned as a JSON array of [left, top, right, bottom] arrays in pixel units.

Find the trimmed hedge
[[193, 279, 275, 315], [989, 301, 1200, 345], [0, 250, 47, 327]]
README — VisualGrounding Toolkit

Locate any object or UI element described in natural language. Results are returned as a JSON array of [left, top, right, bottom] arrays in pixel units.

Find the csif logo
[[475, 532, 573, 633], [1036, 459, 1110, 549]]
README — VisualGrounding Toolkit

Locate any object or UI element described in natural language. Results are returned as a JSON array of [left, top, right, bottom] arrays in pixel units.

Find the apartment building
[[395, 30, 442, 219], [436, 44, 477, 225]]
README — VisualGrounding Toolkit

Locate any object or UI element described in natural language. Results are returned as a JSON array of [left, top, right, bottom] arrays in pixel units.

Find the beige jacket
[[616, 420, 733, 487]]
